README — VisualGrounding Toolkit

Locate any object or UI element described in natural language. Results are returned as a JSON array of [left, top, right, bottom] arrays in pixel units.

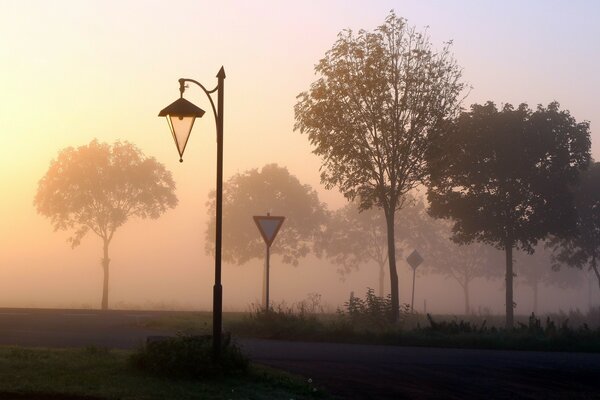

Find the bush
[[232, 301, 326, 340], [130, 334, 248, 379], [337, 288, 411, 331]]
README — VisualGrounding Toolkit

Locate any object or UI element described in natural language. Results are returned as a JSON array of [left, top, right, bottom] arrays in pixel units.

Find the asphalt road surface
[[1, 308, 599, 399]]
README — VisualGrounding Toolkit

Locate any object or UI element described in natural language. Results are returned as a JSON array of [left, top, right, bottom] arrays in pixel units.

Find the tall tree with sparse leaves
[[35, 140, 178, 310], [294, 12, 465, 321], [427, 102, 590, 327]]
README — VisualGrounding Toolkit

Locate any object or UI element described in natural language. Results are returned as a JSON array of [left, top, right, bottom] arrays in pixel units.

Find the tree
[[427, 101, 590, 327], [515, 244, 583, 314], [294, 11, 465, 321], [34, 140, 178, 310], [420, 219, 503, 314], [550, 162, 600, 291], [205, 164, 327, 267], [317, 195, 427, 298]]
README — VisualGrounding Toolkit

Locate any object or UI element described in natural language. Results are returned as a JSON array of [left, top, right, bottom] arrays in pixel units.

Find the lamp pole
[[213, 67, 225, 357], [159, 67, 226, 358]]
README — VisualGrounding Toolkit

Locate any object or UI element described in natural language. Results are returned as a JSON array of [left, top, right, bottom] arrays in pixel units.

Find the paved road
[[241, 339, 600, 399], [1, 308, 599, 399]]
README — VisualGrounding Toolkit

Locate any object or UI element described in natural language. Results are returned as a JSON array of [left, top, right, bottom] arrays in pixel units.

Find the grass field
[[0, 346, 327, 400]]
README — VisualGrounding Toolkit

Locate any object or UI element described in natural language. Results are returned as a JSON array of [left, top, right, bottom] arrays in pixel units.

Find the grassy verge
[[140, 310, 600, 353], [0, 346, 327, 400]]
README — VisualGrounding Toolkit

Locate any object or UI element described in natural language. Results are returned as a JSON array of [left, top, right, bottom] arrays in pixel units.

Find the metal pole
[[411, 267, 416, 313], [262, 254, 267, 308], [213, 67, 225, 358], [265, 245, 270, 312]]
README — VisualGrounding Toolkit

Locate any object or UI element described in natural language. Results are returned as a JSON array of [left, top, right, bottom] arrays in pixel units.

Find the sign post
[[406, 249, 424, 313], [253, 213, 285, 312]]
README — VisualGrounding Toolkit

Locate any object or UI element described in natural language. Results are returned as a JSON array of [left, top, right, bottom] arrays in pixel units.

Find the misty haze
[[1, 2, 600, 399]]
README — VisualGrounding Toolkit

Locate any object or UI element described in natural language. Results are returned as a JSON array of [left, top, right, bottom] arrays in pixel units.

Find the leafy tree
[[427, 102, 590, 327], [34, 140, 178, 310], [318, 195, 428, 297], [550, 162, 600, 290], [294, 12, 465, 320], [205, 164, 327, 267], [420, 219, 503, 314], [515, 244, 583, 314]]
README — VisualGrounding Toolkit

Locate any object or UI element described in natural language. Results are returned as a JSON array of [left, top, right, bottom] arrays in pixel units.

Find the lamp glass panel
[[167, 115, 196, 158]]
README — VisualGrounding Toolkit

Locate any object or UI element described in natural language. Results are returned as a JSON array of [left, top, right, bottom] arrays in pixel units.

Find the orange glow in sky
[[1, 0, 599, 312]]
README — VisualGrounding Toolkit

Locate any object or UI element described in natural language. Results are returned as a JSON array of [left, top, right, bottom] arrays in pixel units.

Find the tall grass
[[227, 291, 600, 352]]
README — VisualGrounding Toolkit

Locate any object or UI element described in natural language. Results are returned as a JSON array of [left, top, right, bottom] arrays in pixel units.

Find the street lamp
[[158, 67, 226, 358]]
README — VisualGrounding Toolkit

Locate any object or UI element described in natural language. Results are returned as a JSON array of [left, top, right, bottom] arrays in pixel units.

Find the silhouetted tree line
[[34, 11, 598, 324], [294, 10, 595, 328]]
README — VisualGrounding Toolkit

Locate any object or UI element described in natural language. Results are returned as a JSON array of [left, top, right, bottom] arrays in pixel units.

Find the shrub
[[337, 288, 411, 331], [232, 301, 326, 340], [130, 334, 248, 379]]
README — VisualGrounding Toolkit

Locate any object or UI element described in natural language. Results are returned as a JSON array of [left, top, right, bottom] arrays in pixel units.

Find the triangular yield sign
[[253, 215, 285, 247]]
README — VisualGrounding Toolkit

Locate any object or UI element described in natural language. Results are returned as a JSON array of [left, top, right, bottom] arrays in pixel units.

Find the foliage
[[427, 101, 591, 327], [418, 218, 504, 314], [35, 139, 177, 248], [140, 308, 600, 352], [230, 299, 328, 341], [34, 139, 177, 309], [294, 11, 466, 321], [515, 243, 584, 313], [130, 334, 248, 378], [205, 164, 327, 266], [549, 162, 600, 289], [318, 196, 429, 296], [337, 288, 411, 330]]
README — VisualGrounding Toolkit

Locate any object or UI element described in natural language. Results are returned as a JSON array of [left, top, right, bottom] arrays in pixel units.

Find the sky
[[0, 0, 599, 313]]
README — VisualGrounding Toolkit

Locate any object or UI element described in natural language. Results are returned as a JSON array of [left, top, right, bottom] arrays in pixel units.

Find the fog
[[1, 180, 594, 316], [1, 1, 599, 317]]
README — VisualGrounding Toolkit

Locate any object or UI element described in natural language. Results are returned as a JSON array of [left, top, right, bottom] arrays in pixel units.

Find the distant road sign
[[253, 214, 285, 247], [406, 250, 424, 270]]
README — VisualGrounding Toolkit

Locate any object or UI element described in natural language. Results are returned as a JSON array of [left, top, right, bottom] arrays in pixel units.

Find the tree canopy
[[515, 244, 583, 314], [294, 11, 465, 321], [427, 101, 590, 327], [549, 162, 600, 289], [34, 139, 177, 309], [418, 219, 503, 314], [205, 164, 327, 266], [317, 195, 428, 297]]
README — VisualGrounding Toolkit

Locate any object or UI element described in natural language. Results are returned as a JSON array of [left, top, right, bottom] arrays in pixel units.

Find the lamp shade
[[159, 97, 205, 161]]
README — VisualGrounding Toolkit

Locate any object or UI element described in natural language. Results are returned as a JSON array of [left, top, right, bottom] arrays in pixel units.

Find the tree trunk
[[378, 262, 385, 298], [532, 281, 538, 315], [463, 279, 470, 315], [592, 255, 600, 291], [101, 239, 110, 310], [385, 208, 399, 322], [588, 273, 593, 311], [505, 244, 514, 329]]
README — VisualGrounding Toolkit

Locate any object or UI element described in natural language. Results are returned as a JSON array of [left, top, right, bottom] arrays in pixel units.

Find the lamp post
[[158, 67, 226, 358]]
